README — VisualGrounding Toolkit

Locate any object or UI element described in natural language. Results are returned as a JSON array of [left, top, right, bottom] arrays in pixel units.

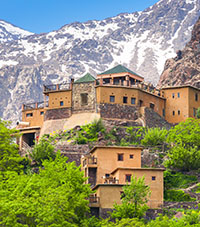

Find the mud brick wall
[[44, 107, 72, 120], [72, 82, 96, 112], [99, 103, 139, 120]]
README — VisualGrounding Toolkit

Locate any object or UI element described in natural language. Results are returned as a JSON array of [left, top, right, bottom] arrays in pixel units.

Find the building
[[81, 146, 164, 216], [17, 64, 200, 151]]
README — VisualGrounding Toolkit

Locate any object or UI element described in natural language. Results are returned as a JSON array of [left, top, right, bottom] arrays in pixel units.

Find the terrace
[[43, 82, 71, 93], [22, 101, 47, 110]]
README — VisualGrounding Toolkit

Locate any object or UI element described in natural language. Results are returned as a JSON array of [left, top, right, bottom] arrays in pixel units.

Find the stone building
[[17, 64, 200, 151]]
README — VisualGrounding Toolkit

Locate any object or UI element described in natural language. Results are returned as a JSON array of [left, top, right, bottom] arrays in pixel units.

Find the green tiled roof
[[74, 73, 96, 84], [99, 64, 142, 78]]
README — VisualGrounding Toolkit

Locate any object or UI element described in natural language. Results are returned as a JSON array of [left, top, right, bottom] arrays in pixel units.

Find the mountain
[[0, 20, 33, 44], [0, 0, 200, 124], [158, 16, 200, 88]]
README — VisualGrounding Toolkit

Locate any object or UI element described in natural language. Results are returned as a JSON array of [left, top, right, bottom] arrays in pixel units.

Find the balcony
[[88, 196, 100, 207], [102, 176, 119, 184], [43, 82, 71, 93], [23, 101, 47, 110], [83, 156, 97, 167]]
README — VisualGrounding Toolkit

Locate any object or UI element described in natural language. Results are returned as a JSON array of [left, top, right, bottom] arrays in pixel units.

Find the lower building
[[81, 146, 164, 216]]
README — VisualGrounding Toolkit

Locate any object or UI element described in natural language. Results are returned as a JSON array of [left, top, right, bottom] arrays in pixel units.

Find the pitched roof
[[99, 64, 142, 77], [74, 73, 96, 84]]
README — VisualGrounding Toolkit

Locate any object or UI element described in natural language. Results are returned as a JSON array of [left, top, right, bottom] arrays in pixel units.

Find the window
[[125, 174, 131, 182], [162, 109, 165, 117], [40, 111, 44, 115], [152, 176, 156, 181], [172, 111, 175, 116], [81, 93, 88, 105], [131, 97, 136, 105], [172, 93, 175, 98], [193, 108, 196, 117], [60, 101, 64, 106], [150, 103, 155, 110], [26, 113, 33, 117], [118, 153, 124, 161], [139, 100, 143, 107], [130, 154, 134, 159], [177, 92, 180, 98], [110, 95, 115, 103], [178, 110, 180, 115], [123, 96, 128, 104], [105, 173, 110, 178], [195, 93, 198, 101]]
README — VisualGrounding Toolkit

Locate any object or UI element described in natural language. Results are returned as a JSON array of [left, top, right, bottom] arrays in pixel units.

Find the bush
[[164, 189, 196, 202]]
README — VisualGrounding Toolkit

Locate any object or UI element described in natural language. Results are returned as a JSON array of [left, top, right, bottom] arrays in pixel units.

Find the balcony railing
[[103, 176, 119, 184], [23, 101, 47, 110], [83, 156, 97, 167], [89, 196, 100, 204], [43, 82, 71, 92]]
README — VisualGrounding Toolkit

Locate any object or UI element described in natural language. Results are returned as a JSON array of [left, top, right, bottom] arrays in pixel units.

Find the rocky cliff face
[[0, 0, 200, 124], [158, 16, 200, 88]]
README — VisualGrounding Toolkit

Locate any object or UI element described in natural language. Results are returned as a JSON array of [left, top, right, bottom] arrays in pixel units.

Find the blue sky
[[1, 0, 159, 34]]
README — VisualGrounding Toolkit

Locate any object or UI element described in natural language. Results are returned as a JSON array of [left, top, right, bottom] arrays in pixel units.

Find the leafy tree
[[0, 153, 92, 226], [166, 118, 200, 171], [29, 138, 56, 166], [0, 119, 24, 173], [141, 127, 168, 147], [111, 176, 150, 219], [196, 107, 200, 119]]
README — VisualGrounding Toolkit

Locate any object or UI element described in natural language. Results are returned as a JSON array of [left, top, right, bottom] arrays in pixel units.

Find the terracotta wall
[[48, 90, 72, 109], [22, 108, 45, 127]]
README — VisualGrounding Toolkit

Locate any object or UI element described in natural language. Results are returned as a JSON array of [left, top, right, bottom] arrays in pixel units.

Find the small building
[[81, 146, 164, 217]]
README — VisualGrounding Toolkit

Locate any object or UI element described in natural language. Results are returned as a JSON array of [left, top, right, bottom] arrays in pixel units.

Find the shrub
[[164, 189, 196, 202]]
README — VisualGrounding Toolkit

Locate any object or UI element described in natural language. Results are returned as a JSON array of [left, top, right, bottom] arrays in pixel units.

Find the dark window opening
[[130, 154, 134, 159], [150, 103, 155, 110], [177, 92, 180, 98], [195, 93, 198, 101], [81, 93, 88, 105], [178, 110, 180, 115], [162, 109, 165, 117], [125, 174, 131, 182], [60, 101, 64, 106], [131, 98, 136, 105], [172, 93, 175, 98], [123, 96, 128, 104], [105, 173, 110, 178], [139, 100, 143, 107], [118, 153, 124, 161], [152, 176, 156, 181], [172, 111, 175, 116], [40, 111, 44, 115], [110, 95, 115, 103], [26, 113, 33, 117], [22, 133, 35, 147]]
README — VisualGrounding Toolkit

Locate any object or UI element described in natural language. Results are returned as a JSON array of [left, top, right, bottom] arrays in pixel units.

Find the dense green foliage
[[0, 153, 92, 226], [112, 176, 150, 219], [196, 107, 200, 119], [0, 119, 27, 174], [141, 127, 168, 146], [165, 118, 200, 171], [29, 138, 56, 166], [164, 189, 195, 202]]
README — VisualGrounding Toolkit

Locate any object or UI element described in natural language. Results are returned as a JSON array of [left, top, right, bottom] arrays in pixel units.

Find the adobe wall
[[72, 82, 96, 112], [44, 107, 72, 120], [98, 103, 139, 120]]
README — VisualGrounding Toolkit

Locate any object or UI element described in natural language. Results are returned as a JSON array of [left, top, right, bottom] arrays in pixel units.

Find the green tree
[[196, 107, 200, 119], [141, 127, 168, 147], [166, 118, 200, 171], [29, 138, 56, 166], [0, 153, 92, 226], [111, 176, 150, 219], [0, 119, 24, 173]]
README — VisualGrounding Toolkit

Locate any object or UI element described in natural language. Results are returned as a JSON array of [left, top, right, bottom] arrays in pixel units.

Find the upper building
[[17, 64, 200, 151]]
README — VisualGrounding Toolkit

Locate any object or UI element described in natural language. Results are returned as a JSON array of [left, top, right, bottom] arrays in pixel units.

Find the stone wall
[[144, 107, 171, 129], [98, 103, 139, 120], [44, 108, 72, 121], [72, 82, 96, 113]]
